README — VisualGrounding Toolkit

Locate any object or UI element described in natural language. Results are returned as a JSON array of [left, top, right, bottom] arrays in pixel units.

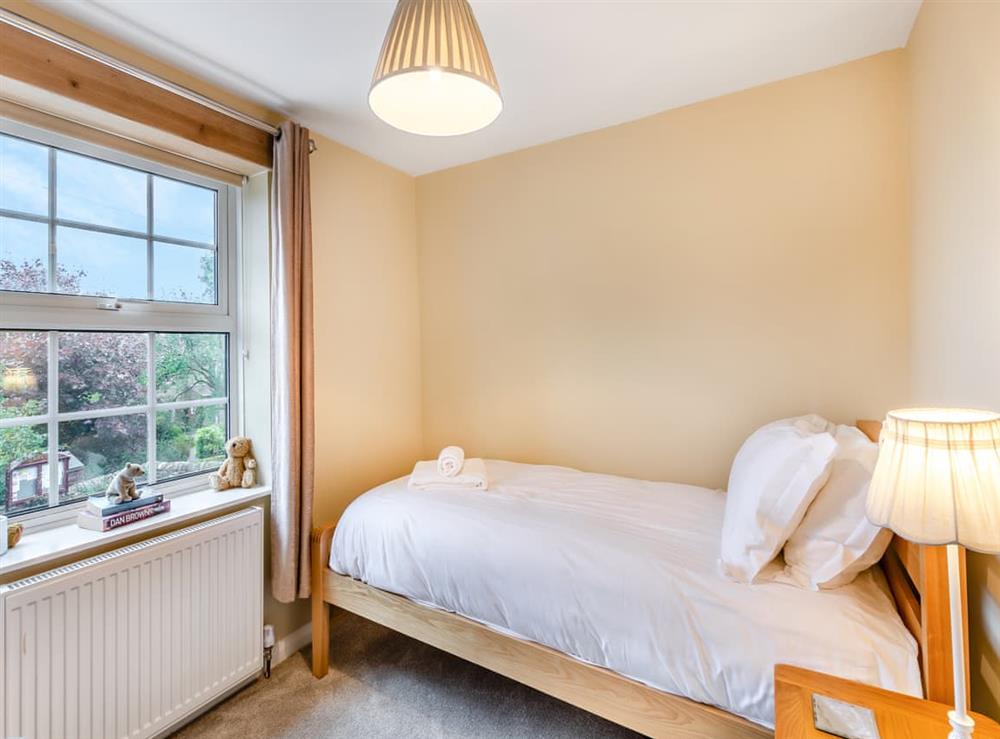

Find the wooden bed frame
[[310, 421, 968, 738]]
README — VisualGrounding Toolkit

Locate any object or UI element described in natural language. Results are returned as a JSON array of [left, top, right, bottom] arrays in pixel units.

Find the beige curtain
[[270, 121, 315, 602]]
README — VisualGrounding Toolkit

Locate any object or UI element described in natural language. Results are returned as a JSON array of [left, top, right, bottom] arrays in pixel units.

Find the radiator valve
[[263, 624, 275, 678]]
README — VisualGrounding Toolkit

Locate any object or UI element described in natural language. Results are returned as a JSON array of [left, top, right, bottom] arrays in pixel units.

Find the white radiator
[[1, 506, 264, 739]]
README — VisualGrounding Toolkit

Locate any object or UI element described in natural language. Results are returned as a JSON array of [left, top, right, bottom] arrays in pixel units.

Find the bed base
[[310, 420, 966, 738], [311, 524, 770, 739]]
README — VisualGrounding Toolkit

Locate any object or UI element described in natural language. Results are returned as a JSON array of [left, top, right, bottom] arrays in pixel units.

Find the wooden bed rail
[[312, 556, 769, 738]]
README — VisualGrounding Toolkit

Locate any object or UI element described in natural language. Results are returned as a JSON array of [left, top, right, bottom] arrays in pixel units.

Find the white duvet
[[329, 460, 921, 728]]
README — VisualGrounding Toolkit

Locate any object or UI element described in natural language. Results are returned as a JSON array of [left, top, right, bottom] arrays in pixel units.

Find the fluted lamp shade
[[866, 408, 1000, 553], [369, 0, 502, 136]]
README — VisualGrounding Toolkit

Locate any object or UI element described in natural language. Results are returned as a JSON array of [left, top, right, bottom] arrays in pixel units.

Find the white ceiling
[[39, 0, 921, 176]]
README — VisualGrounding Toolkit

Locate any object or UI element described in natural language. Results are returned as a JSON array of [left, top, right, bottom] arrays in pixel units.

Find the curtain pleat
[[270, 120, 315, 602]]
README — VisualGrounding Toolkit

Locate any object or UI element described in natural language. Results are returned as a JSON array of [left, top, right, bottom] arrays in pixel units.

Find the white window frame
[[1, 119, 241, 532]]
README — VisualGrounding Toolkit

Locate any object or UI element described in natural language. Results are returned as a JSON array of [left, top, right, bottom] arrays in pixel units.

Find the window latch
[[97, 298, 122, 311]]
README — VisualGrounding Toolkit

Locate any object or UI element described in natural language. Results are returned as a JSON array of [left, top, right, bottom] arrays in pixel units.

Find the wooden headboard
[[856, 420, 969, 705]]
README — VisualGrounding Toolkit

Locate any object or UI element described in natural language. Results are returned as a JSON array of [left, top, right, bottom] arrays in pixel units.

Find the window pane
[[0, 217, 49, 293], [59, 332, 147, 413], [154, 242, 216, 304], [155, 333, 226, 402], [153, 177, 215, 245], [1, 330, 48, 415], [0, 135, 48, 216], [0, 424, 48, 515], [60, 414, 147, 500], [56, 150, 146, 232], [156, 404, 226, 479], [57, 225, 147, 299]]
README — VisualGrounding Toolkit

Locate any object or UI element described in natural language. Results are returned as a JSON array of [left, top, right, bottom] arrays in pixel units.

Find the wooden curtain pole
[[0, 8, 277, 168]]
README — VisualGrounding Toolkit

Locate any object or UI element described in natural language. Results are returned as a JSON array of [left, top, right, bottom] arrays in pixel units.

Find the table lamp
[[867, 408, 1000, 739]]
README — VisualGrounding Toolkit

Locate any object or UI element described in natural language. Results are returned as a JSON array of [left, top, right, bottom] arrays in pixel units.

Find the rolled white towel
[[437, 445, 465, 478], [409, 458, 488, 491]]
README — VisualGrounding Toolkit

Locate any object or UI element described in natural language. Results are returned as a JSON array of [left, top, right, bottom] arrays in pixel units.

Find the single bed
[[310, 422, 968, 738]]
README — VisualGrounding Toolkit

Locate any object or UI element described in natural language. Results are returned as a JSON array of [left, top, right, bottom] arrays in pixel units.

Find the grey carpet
[[172, 609, 643, 738]]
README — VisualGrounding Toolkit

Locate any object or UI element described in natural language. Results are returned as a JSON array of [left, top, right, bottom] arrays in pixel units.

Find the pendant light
[[369, 0, 502, 136]]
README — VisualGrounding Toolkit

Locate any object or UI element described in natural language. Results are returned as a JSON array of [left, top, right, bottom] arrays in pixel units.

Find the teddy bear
[[209, 436, 257, 491], [106, 463, 145, 504]]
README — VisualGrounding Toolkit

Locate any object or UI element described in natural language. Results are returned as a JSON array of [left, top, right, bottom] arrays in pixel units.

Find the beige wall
[[906, 0, 1000, 720], [311, 135, 425, 525], [416, 51, 910, 490]]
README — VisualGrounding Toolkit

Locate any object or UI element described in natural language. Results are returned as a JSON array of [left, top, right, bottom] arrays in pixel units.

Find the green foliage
[[0, 424, 45, 464], [155, 334, 226, 403], [0, 398, 43, 421], [0, 400, 47, 508], [194, 425, 225, 460], [62, 415, 146, 480], [58, 332, 148, 412], [157, 408, 225, 464], [157, 419, 191, 462]]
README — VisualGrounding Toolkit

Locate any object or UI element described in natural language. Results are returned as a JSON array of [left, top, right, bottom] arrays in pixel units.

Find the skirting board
[[274, 621, 314, 666]]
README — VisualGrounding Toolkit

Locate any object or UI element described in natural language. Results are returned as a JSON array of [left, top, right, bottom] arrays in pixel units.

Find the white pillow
[[720, 415, 837, 583], [782, 424, 892, 590]]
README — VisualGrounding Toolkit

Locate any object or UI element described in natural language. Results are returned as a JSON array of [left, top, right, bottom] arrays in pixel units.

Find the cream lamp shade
[[866, 408, 1000, 553], [369, 0, 502, 136]]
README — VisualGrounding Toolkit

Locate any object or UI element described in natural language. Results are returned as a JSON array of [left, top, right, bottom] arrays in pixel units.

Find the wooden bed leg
[[310, 523, 336, 678], [311, 590, 330, 677]]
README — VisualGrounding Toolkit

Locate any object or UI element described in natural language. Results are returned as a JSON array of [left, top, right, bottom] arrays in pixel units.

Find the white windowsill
[[0, 485, 271, 579]]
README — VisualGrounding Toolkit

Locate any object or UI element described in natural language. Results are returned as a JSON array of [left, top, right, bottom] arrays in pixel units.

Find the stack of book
[[76, 493, 171, 532]]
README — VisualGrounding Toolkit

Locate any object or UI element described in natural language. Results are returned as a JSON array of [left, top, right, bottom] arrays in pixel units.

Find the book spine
[[98, 501, 172, 531]]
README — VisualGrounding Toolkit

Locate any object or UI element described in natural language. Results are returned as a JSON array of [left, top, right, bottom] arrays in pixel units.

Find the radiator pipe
[[263, 624, 275, 679]]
